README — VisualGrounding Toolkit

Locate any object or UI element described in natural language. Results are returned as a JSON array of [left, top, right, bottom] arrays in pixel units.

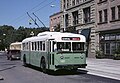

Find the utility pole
[[27, 12, 40, 28], [33, 13, 46, 28], [63, 9, 66, 32]]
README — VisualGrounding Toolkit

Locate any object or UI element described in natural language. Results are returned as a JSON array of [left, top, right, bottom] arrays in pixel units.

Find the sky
[[0, 0, 60, 28]]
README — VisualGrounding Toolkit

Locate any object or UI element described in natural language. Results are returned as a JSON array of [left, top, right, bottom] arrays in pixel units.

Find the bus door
[[28, 41, 31, 64], [48, 39, 55, 68]]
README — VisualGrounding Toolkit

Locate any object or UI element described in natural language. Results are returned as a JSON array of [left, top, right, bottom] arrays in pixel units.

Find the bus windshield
[[57, 42, 71, 52], [55, 42, 85, 53], [72, 42, 84, 52]]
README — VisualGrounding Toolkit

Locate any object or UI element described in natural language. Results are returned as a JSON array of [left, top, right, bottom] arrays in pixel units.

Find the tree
[[0, 25, 49, 50]]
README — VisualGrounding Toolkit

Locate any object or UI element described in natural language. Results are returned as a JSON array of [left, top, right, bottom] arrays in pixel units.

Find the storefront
[[99, 30, 120, 58]]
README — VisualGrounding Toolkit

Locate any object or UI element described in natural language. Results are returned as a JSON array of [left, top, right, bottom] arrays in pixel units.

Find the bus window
[[43, 41, 45, 51], [72, 42, 84, 52], [40, 41, 42, 51], [22, 43, 25, 50], [57, 42, 71, 52], [53, 41, 57, 52], [32, 42, 34, 50]]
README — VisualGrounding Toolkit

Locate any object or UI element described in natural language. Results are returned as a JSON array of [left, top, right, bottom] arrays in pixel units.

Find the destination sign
[[62, 37, 80, 41]]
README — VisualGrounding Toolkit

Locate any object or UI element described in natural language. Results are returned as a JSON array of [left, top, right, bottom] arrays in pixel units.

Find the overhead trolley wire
[[33, 0, 56, 13], [9, 0, 52, 25]]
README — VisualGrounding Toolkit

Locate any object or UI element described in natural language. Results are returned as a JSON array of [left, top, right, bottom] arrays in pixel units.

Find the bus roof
[[22, 32, 86, 43], [10, 42, 22, 45]]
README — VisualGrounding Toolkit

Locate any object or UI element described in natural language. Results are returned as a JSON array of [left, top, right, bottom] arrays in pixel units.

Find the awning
[[80, 28, 91, 42]]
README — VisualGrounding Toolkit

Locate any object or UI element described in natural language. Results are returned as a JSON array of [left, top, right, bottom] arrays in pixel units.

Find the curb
[[87, 68, 120, 81], [0, 75, 4, 80]]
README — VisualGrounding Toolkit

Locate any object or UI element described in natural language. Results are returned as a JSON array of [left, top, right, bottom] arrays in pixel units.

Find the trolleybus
[[21, 32, 87, 72]]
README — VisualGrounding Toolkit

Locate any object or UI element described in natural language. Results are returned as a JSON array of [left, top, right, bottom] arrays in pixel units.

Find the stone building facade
[[95, 0, 120, 58], [60, 0, 96, 57]]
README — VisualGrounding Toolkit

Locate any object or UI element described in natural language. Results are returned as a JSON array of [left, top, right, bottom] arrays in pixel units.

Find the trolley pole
[[27, 12, 40, 28], [33, 13, 46, 28]]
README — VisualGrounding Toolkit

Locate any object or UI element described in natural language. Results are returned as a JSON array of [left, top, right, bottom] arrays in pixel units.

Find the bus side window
[[37, 41, 40, 51], [40, 41, 42, 51], [53, 42, 57, 52], [32, 42, 34, 51], [22, 43, 25, 50], [42, 41, 45, 51]]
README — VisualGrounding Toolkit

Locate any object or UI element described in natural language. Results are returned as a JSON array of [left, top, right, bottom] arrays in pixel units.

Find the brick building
[[50, 12, 62, 32]]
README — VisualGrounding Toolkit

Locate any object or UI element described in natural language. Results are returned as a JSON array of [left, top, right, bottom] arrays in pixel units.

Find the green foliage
[[95, 50, 105, 59], [114, 46, 120, 60], [0, 25, 49, 50], [114, 46, 120, 54]]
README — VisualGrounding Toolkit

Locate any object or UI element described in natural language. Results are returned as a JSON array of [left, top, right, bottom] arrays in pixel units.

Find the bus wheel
[[23, 55, 27, 67], [41, 58, 46, 73]]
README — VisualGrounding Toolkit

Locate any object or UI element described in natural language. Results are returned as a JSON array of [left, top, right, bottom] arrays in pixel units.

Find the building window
[[65, 14, 69, 27], [63, 0, 66, 9], [116, 34, 120, 40], [76, 0, 80, 4], [72, 11, 79, 25], [83, 7, 91, 23], [72, 0, 75, 6], [104, 9, 108, 22], [99, 10, 102, 23], [111, 7, 115, 20], [105, 43, 110, 54], [99, 0, 107, 3], [67, 0, 69, 8], [117, 5, 120, 19], [83, 0, 87, 2]]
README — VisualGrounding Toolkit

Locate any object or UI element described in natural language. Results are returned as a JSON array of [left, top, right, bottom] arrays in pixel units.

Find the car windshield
[[10, 50, 20, 54]]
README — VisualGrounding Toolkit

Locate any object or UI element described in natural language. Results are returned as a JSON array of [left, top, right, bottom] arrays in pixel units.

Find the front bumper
[[55, 64, 87, 69]]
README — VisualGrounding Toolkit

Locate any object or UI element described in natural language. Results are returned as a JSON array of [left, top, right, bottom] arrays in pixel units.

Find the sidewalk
[[86, 58, 120, 80]]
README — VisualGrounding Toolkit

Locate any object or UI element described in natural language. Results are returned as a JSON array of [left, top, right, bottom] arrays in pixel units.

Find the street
[[0, 53, 120, 83]]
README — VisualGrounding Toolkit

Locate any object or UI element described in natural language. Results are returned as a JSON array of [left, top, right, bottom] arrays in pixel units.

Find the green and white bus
[[21, 32, 87, 72]]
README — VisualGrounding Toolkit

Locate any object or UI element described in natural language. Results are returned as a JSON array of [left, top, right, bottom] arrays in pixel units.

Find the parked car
[[7, 50, 21, 60]]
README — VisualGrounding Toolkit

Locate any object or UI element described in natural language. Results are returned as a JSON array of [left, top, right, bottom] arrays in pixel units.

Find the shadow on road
[[25, 64, 88, 76], [47, 69, 88, 76]]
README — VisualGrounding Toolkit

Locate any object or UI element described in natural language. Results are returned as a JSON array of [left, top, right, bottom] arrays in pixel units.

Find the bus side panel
[[21, 50, 30, 64], [29, 51, 48, 68]]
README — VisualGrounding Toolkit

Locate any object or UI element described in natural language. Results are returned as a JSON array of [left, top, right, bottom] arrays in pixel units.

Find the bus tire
[[23, 55, 27, 67], [40, 58, 46, 73]]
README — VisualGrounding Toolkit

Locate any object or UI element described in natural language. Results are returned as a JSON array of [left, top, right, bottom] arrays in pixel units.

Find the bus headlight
[[60, 56, 64, 59], [80, 55, 84, 59]]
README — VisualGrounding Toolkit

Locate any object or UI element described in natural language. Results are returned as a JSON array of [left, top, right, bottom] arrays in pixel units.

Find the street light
[[51, 4, 55, 7]]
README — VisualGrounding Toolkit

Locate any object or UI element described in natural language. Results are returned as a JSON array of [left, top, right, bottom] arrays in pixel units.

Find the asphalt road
[[0, 53, 120, 83]]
